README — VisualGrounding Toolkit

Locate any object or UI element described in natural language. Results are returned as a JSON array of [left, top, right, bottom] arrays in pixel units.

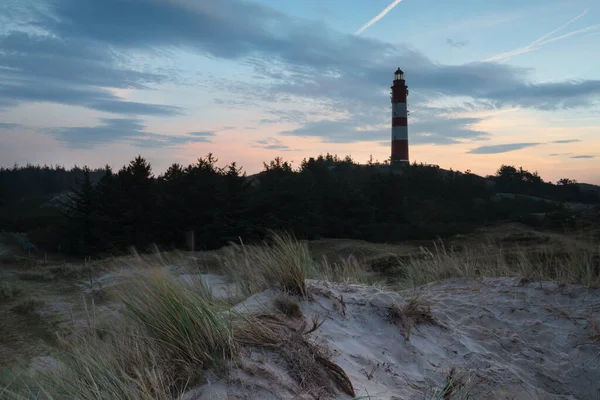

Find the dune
[[185, 277, 600, 400]]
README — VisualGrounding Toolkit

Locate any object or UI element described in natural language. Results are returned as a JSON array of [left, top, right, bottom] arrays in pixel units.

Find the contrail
[[355, 0, 403, 35], [483, 8, 592, 62], [529, 8, 589, 47]]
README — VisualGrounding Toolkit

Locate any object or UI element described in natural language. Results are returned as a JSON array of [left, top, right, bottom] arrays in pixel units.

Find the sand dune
[[187, 277, 600, 399]]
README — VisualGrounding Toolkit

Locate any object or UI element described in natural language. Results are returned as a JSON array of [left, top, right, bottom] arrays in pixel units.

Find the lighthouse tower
[[391, 67, 409, 165]]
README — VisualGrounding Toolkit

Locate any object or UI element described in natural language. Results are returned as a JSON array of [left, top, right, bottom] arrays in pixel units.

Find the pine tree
[[62, 166, 97, 255]]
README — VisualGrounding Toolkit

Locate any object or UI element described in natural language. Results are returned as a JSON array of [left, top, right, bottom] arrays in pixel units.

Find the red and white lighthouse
[[391, 67, 409, 165]]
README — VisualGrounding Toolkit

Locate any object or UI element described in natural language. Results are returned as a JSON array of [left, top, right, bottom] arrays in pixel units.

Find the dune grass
[[218, 231, 314, 297], [389, 296, 441, 341], [398, 240, 600, 289], [218, 231, 376, 298], [1, 264, 237, 399]]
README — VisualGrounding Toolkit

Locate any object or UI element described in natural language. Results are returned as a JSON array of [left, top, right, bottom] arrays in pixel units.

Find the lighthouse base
[[391, 140, 409, 165]]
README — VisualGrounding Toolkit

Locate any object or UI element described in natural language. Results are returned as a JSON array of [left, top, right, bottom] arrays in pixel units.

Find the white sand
[[189, 277, 600, 399]]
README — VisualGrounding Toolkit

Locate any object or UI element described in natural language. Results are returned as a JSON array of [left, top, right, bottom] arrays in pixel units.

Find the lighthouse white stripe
[[392, 102, 407, 117], [392, 126, 408, 140]]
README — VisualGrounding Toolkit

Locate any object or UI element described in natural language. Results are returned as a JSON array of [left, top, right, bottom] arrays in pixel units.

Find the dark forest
[[1, 154, 598, 256]]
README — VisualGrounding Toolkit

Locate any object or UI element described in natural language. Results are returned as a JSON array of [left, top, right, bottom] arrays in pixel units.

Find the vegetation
[[388, 296, 441, 341], [2, 155, 598, 257], [1, 232, 599, 399], [398, 240, 600, 289]]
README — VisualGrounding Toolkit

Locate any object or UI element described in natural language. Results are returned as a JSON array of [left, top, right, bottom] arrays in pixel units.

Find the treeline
[[0, 163, 106, 200], [1, 155, 597, 256], [491, 165, 600, 204]]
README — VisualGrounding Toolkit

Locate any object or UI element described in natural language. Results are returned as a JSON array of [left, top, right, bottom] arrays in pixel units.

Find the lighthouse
[[391, 68, 409, 165]]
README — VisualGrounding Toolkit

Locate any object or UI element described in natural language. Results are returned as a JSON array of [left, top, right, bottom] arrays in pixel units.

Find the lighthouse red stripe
[[391, 140, 409, 162], [392, 117, 407, 126]]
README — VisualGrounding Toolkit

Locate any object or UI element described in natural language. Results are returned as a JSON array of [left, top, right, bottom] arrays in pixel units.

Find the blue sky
[[1, 0, 599, 183]]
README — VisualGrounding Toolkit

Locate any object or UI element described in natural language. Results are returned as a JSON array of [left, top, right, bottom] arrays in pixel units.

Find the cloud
[[446, 38, 469, 48], [12, 0, 600, 112], [49, 118, 211, 149], [280, 110, 490, 145], [552, 139, 581, 144], [187, 131, 215, 142], [467, 143, 542, 154], [4, 0, 600, 147], [0, 29, 182, 115], [550, 153, 595, 159], [355, 0, 403, 35], [0, 122, 20, 129], [570, 155, 596, 159], [252, 137, 291, 150]]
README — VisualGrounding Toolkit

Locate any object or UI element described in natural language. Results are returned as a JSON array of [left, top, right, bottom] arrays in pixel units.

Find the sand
[[188, 277, 600, 400]]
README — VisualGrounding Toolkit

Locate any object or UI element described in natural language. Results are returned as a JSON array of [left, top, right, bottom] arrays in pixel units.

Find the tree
[[116, 156, 156, 249], [62, 166, 97, 254]]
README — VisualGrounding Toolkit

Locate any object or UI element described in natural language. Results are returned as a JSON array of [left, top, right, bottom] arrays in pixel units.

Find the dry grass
[[389, 296, 440, 340], [218, 231, 374, 299], [234, 313, 355, 398], [110, 268, 236, 394], [2, 262, 236, 399], [218, 231, 315, 297], [398, 240, 600, 289], [314, 254, 375, 285], [426, 365, 480, 400]]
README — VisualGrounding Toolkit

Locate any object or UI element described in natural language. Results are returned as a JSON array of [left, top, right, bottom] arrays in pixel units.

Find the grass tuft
[[426, 365, 480, 400], [389, 296, 440, 340], [218, 231, 313, 297], [114, 267, 236, 381]]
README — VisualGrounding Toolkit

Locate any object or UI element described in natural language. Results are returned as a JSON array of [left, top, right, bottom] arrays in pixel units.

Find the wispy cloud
[[49, 118, 213, 149], [483, 8, 595, 62], [187, 131, 215, 142], [467, 142, 542, 154], [0, 122, 20, 129], [468, 138, 582, 154], [252, 137, 291, 151], [571, 155, 596, 159], [355, 0, 403, 35], [552, 139, 581, 144]]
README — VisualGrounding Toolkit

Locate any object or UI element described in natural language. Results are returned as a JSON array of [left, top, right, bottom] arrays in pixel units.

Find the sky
[[1, 0, 599, 183]]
